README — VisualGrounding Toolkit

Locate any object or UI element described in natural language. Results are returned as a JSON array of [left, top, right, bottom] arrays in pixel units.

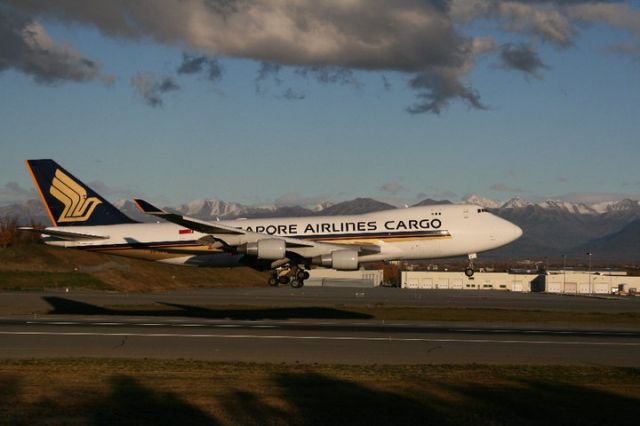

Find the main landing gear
[[465, 253, 477, 278], [268, 265, 310, 288]]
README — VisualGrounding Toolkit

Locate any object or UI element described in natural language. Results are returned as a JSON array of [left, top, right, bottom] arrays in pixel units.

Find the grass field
[[0, 245, 267, 291], [1, 359, 639, 425], [0, 271, 111, 291]]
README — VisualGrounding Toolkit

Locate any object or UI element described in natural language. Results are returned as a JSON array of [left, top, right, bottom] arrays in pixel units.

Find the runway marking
[[171, 324, 205, 327], [1, 331, 640, 346], [16, 322, 640, 337]]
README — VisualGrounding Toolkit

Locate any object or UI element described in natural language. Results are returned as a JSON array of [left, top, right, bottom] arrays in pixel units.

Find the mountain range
[[2, 194, 638, 263]]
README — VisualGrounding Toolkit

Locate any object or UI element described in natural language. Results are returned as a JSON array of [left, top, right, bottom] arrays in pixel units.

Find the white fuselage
[[42, 204, 522, 267]]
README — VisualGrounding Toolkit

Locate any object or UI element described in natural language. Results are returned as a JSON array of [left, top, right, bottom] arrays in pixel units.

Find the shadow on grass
[[43, 296, 372, 320], [161, 371, 640, 426], [89, 375, 216, 426], [0, 374, 217, 426], [1, 368, 640, 425], [440, 377, 640, 426]]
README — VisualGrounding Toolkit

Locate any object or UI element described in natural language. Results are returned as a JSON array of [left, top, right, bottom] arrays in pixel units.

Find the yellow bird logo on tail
[[49, 169, 102, 223]]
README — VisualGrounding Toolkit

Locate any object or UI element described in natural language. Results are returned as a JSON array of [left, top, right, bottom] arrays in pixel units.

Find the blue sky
[[1, 1, 639, 207]]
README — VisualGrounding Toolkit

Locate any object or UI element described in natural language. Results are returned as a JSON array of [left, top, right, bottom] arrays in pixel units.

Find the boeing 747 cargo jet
[[21, 160, 522, 287]]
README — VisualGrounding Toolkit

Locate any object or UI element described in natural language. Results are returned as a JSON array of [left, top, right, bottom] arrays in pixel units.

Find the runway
[[1, 316, 639, 365], [3, 287, 640, 315], [1, 288, 639, 365]]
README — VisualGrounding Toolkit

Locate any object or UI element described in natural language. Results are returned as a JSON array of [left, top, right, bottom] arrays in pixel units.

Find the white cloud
[[0, 182, 36, 205], [379, 181, 406, 195]]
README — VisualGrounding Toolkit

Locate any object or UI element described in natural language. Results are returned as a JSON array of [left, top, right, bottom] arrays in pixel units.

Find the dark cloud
[[177, 53, 223, 82], [2, 0, 639, 114], [381, 75, 391, 91], [279, 88, 305, 101], [1, 0, 478, 113], [500, 43, 548, 78], [131, 73, 180, 107], [609, 42, 640, 61], [407, 69, 485, 114], [295, 66, 360, 87], [255, 61, 282, 93], [0, 4, 110, 85]]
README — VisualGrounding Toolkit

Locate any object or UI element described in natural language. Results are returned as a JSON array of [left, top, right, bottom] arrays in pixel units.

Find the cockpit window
[[477, 208, 488, 213]]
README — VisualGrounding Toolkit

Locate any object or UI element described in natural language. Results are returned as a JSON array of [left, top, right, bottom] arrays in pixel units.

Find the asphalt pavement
[[1, 288, 639, 365]]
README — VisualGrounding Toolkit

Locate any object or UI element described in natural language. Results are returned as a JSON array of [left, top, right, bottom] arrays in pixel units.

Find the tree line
[[0, 216, 43, 248]]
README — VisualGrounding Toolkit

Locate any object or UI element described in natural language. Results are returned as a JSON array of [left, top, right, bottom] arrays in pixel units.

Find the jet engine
[[313, 249, 359, 270], [237, 238, 286, 260]]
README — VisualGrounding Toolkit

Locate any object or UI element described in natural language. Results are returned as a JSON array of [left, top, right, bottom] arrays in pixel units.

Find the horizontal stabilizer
[[18, 227, 109, 240]]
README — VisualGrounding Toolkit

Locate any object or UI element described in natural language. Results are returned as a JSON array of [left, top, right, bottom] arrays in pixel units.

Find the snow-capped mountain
[[176, 198, 246, 219], [312, 201, 334, 212], [499, 197, 531, 209], [461, 193, 501, 208], [530, 199, 597, 215]]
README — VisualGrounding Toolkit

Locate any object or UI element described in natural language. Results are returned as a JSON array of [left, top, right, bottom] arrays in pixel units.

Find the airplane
[[20, 159, 522, 288]]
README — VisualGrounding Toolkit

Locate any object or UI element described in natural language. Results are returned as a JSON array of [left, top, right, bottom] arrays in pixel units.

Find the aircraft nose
[[507, 222, 523, 242]]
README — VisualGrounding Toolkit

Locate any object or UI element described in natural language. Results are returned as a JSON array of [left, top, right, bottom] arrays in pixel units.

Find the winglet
[[132, 198, 164, 214]]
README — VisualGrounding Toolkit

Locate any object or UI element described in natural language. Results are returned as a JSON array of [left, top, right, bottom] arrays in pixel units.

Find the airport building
[[401, 271, 539, 292], [307, 268, 384, 288], [544, 271, 640, 294], [401, 270, 640, 294]]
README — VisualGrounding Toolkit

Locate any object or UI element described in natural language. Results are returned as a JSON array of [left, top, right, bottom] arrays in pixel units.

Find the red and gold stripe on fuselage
[[82, 230, 451, 261], [302, 229, 451, 244]]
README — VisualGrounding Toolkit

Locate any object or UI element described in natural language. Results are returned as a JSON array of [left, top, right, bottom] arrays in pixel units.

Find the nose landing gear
[[465, 253, 477, 278]]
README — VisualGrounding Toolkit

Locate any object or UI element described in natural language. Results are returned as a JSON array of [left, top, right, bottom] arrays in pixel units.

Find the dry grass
[[1, 359, 639, 425], [0, 245, 268, 292]]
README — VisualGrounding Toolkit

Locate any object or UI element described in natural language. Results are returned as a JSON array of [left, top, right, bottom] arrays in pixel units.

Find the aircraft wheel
[[296, 270, 309, 281], [279, 276, 290, 285], [464, 267, 474, 278], [290, 279, 304, 289], [268, 275, 279, 287]]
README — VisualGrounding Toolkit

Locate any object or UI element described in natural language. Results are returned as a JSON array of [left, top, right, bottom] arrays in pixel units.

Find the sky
[[1, 0, 639, 208]]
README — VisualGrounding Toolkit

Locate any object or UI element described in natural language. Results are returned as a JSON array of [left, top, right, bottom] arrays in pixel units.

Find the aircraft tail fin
[[25, 159, 136, 227]]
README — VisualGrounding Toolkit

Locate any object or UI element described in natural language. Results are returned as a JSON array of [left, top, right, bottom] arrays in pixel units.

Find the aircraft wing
[[134, 199, 384, 259], [133, 199, 320, 250], [18, 227, 109, 240], [328, 242, 381, 255], [133, 199, 245, 235]]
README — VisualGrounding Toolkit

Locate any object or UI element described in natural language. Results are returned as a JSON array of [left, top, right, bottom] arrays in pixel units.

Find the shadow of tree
[[219, 389, 289, 425], [88, 375, 217, 426], [2, 367, 640, 425], [440, 377, 640, 426], [43, 296, 372, 320], [248, 372, 444, 426]]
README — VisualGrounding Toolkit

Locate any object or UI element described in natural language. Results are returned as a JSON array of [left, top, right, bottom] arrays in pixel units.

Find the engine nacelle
[[313, 249, 359, 270], [238, 238, 285, 260]]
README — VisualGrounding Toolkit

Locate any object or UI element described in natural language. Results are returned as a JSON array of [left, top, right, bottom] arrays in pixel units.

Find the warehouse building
[[544, 272, 640, 294], [401, 271, 539, 292], [307, 268, 383, 288], [401, 270, 640, 294]]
